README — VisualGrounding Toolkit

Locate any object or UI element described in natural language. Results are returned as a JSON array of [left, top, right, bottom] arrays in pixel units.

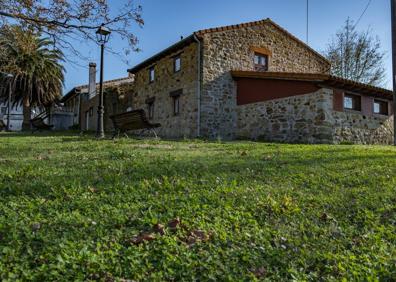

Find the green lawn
[[0, 133, 395, 281]]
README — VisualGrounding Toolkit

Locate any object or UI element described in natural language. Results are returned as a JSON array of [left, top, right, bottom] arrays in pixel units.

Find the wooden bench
[[31, 112, 54, 132], [110, 109, 161, 138]]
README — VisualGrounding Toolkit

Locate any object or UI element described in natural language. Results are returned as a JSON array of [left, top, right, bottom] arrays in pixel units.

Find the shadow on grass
[[1, 142, 395, 201]]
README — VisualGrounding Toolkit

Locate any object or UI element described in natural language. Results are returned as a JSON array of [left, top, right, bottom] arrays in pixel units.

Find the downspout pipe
[[193, 34, 202, 138]]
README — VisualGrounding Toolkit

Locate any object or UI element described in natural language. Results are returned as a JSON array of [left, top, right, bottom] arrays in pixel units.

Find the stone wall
[[237, 88, 394, 144], [200, 22, 331, 140], [126, 43, 199, 139], [331, 110, 394, 145], [237, 89, 333, 143]]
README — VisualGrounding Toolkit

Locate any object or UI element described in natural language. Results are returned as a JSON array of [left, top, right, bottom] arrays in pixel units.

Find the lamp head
[[96, 24, 111, 44]]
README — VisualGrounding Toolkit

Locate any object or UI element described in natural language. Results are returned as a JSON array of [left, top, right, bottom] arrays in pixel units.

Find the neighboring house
[[62, 63, 134, 131], [0, 102, 24, 131], [123, 18, 393, 143]]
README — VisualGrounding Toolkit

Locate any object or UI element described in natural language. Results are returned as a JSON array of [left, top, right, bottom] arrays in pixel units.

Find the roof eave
[[127, 35, 196, 74]]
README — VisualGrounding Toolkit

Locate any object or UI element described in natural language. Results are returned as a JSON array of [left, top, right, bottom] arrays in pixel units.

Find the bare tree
[[324, 18, 386, 87], [0, 0, 144, 59]]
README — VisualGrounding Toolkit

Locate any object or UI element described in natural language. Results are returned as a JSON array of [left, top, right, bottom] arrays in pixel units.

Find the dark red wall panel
[[333, 90, 344, 112], [361, 95, 374, 116], [236, 78, 321, 105]]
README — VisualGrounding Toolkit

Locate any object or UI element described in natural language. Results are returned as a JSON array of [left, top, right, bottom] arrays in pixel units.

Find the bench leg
[[150, 128, 158, 139], [112, 129, 120, 139]]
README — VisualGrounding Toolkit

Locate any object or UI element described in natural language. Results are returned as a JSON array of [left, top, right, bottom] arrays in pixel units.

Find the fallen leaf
[[89, 187, 99, 193], [251, 266, 267, 278], [185, 229, 211, 246], [152, 223, 165, 235], [130, 233, 155, 245], [168, 218, 181, 230]]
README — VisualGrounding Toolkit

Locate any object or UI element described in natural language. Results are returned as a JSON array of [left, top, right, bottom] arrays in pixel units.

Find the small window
[[254, 53, 268, 71], [149, 67, 155, 83], [147, 102, 154, 119], [89, 107, 93, 117], [169, 89, 182, 116], [344, 94, 361, 111], [373, 100, 388, 115], [173, 96, 180, 115], [174, 56, 181, 73]]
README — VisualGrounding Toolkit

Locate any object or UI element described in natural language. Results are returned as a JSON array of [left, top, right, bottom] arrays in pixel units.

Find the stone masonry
[[237, 88, 394, 144], [122, 19, 393, 144], [125, 43, 199, 138], [200, 21, 330, 139]]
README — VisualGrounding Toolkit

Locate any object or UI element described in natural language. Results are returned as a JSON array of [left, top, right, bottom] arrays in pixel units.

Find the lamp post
[[6, 74, 13, 131], [95, 24, 111, 139]]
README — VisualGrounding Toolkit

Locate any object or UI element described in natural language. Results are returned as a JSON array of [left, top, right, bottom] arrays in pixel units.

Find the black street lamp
[[95, 24, 111, 139], [6, 74, 13, 131]]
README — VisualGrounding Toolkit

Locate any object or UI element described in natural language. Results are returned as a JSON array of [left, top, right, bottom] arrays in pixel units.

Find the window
[[254, 53, 268, 71], [373, 100, 388, 115], [1, 107, 7, 115], [344, 94, 361, 111], [174, 56, 181, 73], [170, 89, 183, 116], [173, 96, 180, 115], [146, 97, 155, 119], [149, 66, 155, 83], [89, 107, 93, 117], [148, 102, 154, 119]]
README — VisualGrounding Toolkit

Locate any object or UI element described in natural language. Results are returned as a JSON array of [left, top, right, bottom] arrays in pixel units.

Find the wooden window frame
[[170, 89, 183, 116], [373, 99, 388, 116], [173, 56, 181, 73], [254, 53, 269, 72], [145, 97, 155, 119], [344, 93, 361, 111], [173, 96, 180, 116], [148, 66, 155, 83]]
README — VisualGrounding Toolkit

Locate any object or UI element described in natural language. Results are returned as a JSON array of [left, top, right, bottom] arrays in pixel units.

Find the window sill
[[344, 109, 362, 114], [373, 113, 390, 118]]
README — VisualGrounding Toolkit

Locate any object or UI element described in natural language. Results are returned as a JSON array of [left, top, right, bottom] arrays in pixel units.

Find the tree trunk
[[22, 96, 31, 131]]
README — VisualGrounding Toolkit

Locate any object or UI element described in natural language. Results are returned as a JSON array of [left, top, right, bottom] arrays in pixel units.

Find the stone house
[[123, 18, 393, 143], [66, 18, 393, 144]]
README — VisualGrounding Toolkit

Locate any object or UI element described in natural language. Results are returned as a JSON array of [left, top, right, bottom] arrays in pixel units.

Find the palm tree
[[0, 26, 65, 130]]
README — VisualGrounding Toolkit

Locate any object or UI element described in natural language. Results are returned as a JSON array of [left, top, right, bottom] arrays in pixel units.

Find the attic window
[[373, 100, 388, 115], [254, 53, 268, 72]]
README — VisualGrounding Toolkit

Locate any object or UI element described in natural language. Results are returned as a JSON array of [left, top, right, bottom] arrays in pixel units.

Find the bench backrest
[[31, 117, 50, 128], [110, 109, 159, 131]]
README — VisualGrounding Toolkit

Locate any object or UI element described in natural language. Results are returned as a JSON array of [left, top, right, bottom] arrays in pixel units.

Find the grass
[[0, 133, 395, 281]]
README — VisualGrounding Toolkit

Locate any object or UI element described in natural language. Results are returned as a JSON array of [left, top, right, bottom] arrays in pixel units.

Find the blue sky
[[63, 0, 393, 93]]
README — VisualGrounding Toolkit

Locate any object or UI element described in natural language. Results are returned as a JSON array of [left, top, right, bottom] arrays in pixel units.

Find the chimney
[[88, 62, 96, 99]]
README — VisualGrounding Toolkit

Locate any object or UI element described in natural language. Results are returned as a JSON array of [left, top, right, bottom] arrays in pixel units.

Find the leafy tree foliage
[[0, 26, 65, 130], [0, 0, 144, 58], [324, 19, 386, 87]]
